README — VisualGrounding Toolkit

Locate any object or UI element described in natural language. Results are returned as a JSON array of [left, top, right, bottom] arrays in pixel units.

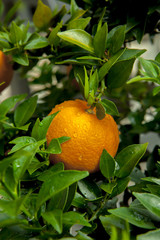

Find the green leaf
[[13, 143, 39, 182], [78, 179, 102, 201], [84, 67, 89, 99], [9, 21, 23, 44], [33, 0, 52, 29], [133, 192, 160, 218], [127, 76, 159, 84], [99, 49, 125, 81], [101, 99, 119, 116], [95, 102, 106, 120], [119, 48, 146, 60], [89, 69, 99, 93], [107, 25, 126, 54], [153, 86, 160, 96], [12, 52, 29, 66], [100, 149, 115, 179], [115, 143, 148, 178], [63, 183, 77, 212], [108, 207, 155, 229], [9, 136, 36, 155], [155, 52, 160, 63], [63, 211, 91, 227], [100, 182, 117, 194], [57, 29, 94, 53], [47, 188, 68, 211], [36, 170, 89, 210], [42, 209, 62, 234], [0, 94, 26, 117], [24, 36, 49, 50], [137, 229, 160, 240], [106, 58, 135, 89], [14, 95, 38, 127], [67, 17, 91, 30], [139, 57, 160, 78], [44, 138, 62, 154], [72, 192, 87, 209], [142, 177, 160, 185], [48, 21, 63, 46], [31, 112, 59, 141], [70, 0, 79, 16], [93, 22, 108, 58], [111, 177, 130, 198], [100, 215, 126, 231], [38, 163, 64, 182]]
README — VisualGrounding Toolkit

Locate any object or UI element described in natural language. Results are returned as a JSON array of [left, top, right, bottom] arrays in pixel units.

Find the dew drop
[[39, 122, 43, 127], [73, 133, 77, 137]]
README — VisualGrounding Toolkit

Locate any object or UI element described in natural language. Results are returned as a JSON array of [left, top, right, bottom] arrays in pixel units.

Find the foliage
[[0, 0, 160, 239]]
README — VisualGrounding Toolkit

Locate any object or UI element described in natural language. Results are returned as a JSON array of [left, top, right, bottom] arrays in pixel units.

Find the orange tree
[[0, 0, 160, 239]]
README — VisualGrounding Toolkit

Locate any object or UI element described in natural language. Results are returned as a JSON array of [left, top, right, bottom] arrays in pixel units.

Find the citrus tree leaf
[[78, 178, 102, 201], [12, 52, 29, 66], [99, 49, 125, 81], [42, 209, 63, 234], [107, 25, 126, 54], [0, 94, 26, 117], [137, 229, 160, 240], [96, 102, 106, 120], [48, 21, 63, 46], [133, 192, 160, 218], [100, 149, 115, 179], [67, 17, 91, 30], [108, 207, 155, 229], [57, 29, 94, 53], [93, 22, 108, 58], [63, 211, 91, 227], [101, 99, 119, 116], [33, 0, 52, 29], [36, 170, 89, 210], [14, 95, 38, 127], [106, 58, 135, 89], [115, 143, 148, 178], [31, 112, 59, 141]]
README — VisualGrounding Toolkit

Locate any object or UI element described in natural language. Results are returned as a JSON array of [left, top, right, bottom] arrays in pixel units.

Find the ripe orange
[[0, 51, 13, 92], [46, 99, 119, 173]]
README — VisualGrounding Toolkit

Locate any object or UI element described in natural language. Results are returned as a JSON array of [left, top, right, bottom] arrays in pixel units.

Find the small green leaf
[[84, 66, 89, 100], [100, 182, 117, 194], [101, 99, 119, 116], [78, 179, 102, 201], [38, 163, 64, 182], [9, 21, 23, 44], [67, 17, 91, 30], [48, 21, 63, 46], [42, 209, 62, 234], [111, 177, 130, 198], [100, 149, 115, 179], [57, 29, 94, 53], [155, 52, 160, 63], [137, 229, 160, 240], [96, 102, 106, 120], [153, 86, 160, 96], [24, 36, 49, 50], [89, 69, 99, 93], [44, 138, 62, 154], [36, 170, 89, 210], [107, 25, 126, 54], [133, 192, 160, 218], [106, 58, 135, 89], [0, 94, 26, 116], [63, 211, 91, 227], [93, 22, 108, 58], [13, 143, 39, 182], [127, 76, 159, 84], [119, 49, 146, 60], [12, 52, 29, 66], [31, 112, 59, 141], [33, 0, 52, 29], [70, 0, 79, 16], [4, 0, 21, 25], [115, 143, 148, 178], [14, 95, 38, 127], [142, 177, 160, 185], [109, 207, 155, 229], [9, 136, 36, 155], [72, 192, 87, 209], [99, 49, 125, 81], [139, 58, 160, 78], [47, 188, 68, 211], [100, 214, 126, 231]]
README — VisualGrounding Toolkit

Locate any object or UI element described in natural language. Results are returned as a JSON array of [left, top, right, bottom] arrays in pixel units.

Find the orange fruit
[[0, 51, 13, 92], [46, 99, 119, 173]]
